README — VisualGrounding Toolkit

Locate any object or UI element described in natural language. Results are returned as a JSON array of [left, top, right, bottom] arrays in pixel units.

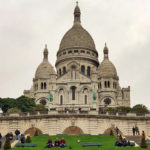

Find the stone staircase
[[126, 136, 150, 147]]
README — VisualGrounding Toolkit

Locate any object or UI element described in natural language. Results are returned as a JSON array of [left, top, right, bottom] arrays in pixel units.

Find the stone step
[[126, 136, 150, 147]]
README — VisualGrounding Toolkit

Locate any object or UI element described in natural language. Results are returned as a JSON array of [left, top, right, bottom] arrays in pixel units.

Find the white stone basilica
[[24, 4, 130, 111]]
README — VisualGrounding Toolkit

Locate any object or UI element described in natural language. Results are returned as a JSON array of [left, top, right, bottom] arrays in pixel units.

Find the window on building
[[85, 95, 87, 104], [108, 81, 110, 88], [113, 82, 117, 89], [74, 50, 78, 53], [59, 69, 61, 76], [104, 98, 111, 106], [87, 66, 91, 76], [98, 82, 101, 89], [81, 65, 85, 74], [60, 95, 63, 105], [81, 50, 85, 53], [40, 99, 47, 105], [104, 81, 107, 88], [44, 82, 47, 89], [41, 82, 44, 89], [63, 67, 66, 74], [71, 86, 76, 100], [63, 52, 66, 55], [87, 51, 90, 54], [68, 50, 72, 54]]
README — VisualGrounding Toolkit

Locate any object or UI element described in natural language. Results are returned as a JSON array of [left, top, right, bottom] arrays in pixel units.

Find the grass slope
[[11, 135, 150, 150]]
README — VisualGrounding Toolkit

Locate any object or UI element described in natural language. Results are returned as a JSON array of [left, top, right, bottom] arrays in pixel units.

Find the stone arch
[[104, 127, 122, 136], [36, 97, 49, 107], [63, 126, 84, 135], [56, 86, 68, 92], [24, 127, 43, 136], [79, 85, 92, 93]]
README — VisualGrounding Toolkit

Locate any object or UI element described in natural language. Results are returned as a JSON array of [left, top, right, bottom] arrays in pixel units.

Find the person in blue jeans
[[15, 129, 20, 140]]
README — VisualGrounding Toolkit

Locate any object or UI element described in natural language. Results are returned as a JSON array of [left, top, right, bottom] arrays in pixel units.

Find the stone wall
[[0, 113, 149, 136]]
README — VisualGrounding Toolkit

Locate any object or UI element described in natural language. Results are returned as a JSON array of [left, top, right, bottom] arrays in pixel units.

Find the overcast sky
[[0, 0, 150, 108]]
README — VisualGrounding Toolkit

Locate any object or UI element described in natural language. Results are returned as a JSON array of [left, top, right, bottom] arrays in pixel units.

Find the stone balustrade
[[0, 111, 149, 119]]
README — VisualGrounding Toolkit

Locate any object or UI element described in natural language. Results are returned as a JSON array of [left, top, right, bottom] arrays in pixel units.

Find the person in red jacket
[[60, 137, 66, 148]]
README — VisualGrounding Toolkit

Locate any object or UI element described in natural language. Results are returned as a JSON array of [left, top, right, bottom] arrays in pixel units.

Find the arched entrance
[[104, 127, 122, 136], [63, 126, 84, 135], [24, 127, 42, 136]]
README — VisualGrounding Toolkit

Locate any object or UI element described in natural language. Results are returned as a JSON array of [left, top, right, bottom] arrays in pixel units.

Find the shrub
[[32, 104, 46, 112], [34, 130, 39, 136], [132, 104, 148, 114], [110, 130, 114, 136], [26, 136, 31, 143], [140, 137, 147, 148], [119, 134, 123, 140], [4, 138, 11, 150], [7, 107, 21, 114]]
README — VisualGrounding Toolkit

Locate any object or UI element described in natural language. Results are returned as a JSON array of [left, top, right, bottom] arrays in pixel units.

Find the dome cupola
[[56, 3, 99, 68], [35, 45, 56, 79], [98, 43, 118, 79]]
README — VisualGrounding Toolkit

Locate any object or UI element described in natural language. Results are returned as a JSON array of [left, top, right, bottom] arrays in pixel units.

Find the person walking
[[132, 127, 135, 136], [15, 129, 20, 140], [115, 127, 119, 135], [142, 131, 146, 138]]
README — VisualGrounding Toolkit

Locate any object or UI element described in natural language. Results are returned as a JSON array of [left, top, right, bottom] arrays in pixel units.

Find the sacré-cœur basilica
[[24, 3, 130, 112]]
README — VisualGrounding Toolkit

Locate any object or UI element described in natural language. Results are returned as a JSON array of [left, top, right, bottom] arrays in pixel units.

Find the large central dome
[[59, 24, 96, 51], [55, 4, 99, 68], [58, 5, 96, 52]]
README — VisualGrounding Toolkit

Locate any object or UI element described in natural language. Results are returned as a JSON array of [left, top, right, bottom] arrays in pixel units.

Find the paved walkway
[[126, 135, 150, 147]]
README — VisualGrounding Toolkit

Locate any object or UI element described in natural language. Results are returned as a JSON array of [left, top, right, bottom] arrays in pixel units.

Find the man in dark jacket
[[15, 129, 20, 140], [54, 138, 60, 147]]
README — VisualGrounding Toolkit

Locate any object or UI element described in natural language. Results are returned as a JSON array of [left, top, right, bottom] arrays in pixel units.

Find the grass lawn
[[11, 135, 150, 150]]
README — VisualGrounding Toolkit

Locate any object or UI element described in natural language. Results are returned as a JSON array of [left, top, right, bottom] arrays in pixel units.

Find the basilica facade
[[24, 4, 130, 111]]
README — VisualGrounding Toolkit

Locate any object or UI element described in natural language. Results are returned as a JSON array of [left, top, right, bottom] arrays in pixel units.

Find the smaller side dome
[[35, 45, 56, 79], [98, 44, 118, 79]]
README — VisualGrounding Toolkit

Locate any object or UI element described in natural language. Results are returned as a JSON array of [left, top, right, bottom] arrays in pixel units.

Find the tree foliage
[[26, 136, 32, 143], [132, 104, 148, 114], [32, 104, 46, 111], [104, 105, 148, 114], [34, 130, 39, 136], [7, 107, 21, 114], [4, 138, 11, 150], [140, 137, 147, 148], [0, 96, 35, 113]]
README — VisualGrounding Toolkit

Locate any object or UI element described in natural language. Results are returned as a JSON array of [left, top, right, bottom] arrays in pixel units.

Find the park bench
[[56, 134, 68, 136], [16, 143, 37, 147], [129, 142, 135, 146], [38, 134, 49, 136], [82, 142, 102, 147]]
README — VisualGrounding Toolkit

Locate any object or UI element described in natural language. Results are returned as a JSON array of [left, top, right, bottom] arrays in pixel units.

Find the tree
[[140, 137, 147, 148], [34, 130, 39, 136], [132, 104, 148, 114], [110, 130, 114, 136], [7, 107, 21, 114], [32, 104, 46, 112], [15, 96, 36, 112], [4, 138, 11, 150], [0, 96, 36, 113], [0, 98, 16, 113], [116, 106, 131, 113], [26, 136, 32, 143]]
